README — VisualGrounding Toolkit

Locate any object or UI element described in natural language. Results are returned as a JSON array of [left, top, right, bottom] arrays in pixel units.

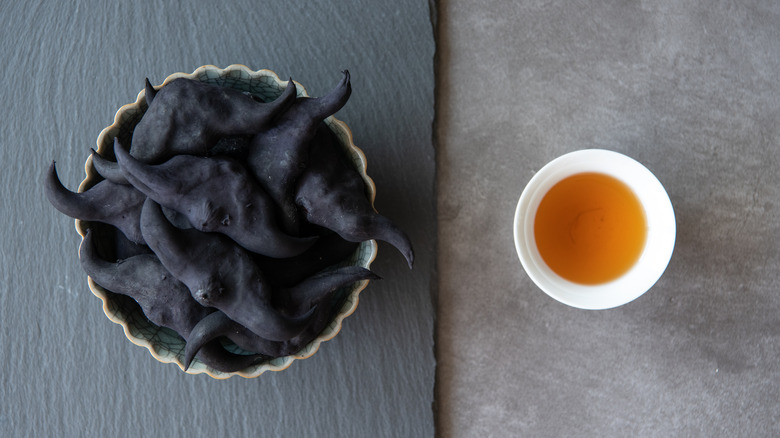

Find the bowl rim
[[76, 64, 378, 378]]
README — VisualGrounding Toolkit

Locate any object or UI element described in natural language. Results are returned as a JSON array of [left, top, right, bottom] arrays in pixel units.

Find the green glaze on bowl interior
[[76, 64, 378, 379]]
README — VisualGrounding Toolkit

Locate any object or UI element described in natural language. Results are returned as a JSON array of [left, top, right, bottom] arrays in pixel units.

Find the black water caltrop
[[45, 162, 147, 245], [89, 148, 127, 185], [245, 70, 352, 235], [115, 138, 316, 258], [295, 127, 415, 268], [139, 198, 314, 342], [183, 264, 379, 369], [130, 76, 297, 163], [79, 229, 264, 372]]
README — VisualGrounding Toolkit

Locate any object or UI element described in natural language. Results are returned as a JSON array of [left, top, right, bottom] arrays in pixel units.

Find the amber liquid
[[534, 172, 647, 285]]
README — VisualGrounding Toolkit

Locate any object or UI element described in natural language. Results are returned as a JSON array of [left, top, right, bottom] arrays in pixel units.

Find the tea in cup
[[513, 149, 675, 309]]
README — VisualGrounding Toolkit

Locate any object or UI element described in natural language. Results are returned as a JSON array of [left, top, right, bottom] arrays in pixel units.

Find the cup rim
[[513, 149, 676, 309]]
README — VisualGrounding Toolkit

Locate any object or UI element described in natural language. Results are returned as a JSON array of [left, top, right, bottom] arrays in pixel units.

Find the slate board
[[0, 1, 435, 437]]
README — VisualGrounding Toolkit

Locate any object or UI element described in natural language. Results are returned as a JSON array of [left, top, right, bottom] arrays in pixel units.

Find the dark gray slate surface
[[436, 1, 779, 437], [1, 1, 435, 437]]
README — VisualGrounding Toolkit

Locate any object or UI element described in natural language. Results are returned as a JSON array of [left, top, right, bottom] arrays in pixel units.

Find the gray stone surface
[[435, 1, 779, 437], [0, 1, 434, 437]]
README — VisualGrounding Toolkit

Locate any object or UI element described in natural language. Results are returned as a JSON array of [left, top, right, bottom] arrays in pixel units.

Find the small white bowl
[[513, 149, 676, 309]]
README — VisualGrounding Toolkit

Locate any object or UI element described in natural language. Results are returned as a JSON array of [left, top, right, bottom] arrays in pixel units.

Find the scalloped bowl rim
[[75, 64, 378, 379]]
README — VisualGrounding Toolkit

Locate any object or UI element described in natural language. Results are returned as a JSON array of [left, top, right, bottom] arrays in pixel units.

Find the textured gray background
[[436, 1, 779, 437], [0, 1, 435, 437]]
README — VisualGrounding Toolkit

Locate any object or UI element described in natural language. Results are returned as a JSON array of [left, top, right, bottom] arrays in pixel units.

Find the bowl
[[513, 149, 675, 309], [76, 65, 378, 378]]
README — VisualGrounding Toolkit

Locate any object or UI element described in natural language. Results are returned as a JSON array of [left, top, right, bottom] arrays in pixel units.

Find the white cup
[[513, 149, 676, 309]]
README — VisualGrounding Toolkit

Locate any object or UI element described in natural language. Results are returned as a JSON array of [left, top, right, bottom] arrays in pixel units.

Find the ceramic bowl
[[513, 149, 675, 309], [76, 64, 378, 378]]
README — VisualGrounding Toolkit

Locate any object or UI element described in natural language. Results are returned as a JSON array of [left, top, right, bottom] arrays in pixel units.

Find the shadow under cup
[[513, 149, 676, 310]]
